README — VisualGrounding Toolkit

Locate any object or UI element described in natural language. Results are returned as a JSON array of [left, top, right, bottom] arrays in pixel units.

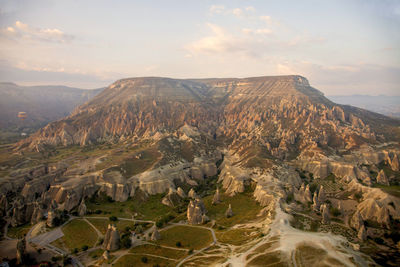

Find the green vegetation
[[86, 218, 147, 235], [373, 184, 400, 198], [154, 225, 213, 250], [86, 193, 176, 220], [89, 249, 104, 259], [7, 223, 31, 239], [216, 228, 259, 245], [114, 254, 175, 267], [60, 219, 98, 250], [203, 190, 262, 227], [129, 244, 186, 260]]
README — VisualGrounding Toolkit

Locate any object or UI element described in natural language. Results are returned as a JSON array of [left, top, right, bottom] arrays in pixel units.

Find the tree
[[176, 241, 182, 247], [81, 245, 89, 251], [109, 216, 118, 222], [141, 256, 148, 263]]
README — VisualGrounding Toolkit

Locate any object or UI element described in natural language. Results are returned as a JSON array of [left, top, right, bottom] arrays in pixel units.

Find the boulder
[[389, 154, 399, 171], [312, 191, 320, 211], [304, 184, 312, 203]]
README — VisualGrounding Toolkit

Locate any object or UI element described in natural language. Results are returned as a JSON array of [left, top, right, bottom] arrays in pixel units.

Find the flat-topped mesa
[[14, 74, 400, 151]]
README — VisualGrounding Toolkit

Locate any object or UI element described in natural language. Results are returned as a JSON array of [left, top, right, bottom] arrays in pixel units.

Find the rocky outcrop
[[294, 183, 312, 204], [318, 185, 326, 204], [187, 198, 207, 225], [376, 170, 389, 185], [16, 237, 26, 265], [78, 199, 87, 216], [358, 225, 367, 241], [31, 203, 44, 224], [212, 188, 221, 205], [176, 187, 186, 198], [312, 191, 320, 211], [225, 204, 233, 218], [389, 154, 399, 171], [321, 204, 330, 224], [0, 195, 8, 216], [151, 227, 161, 241], [161, 188, 182, 207], [188, 188, 198, 199], [103, 224, 120, 251]]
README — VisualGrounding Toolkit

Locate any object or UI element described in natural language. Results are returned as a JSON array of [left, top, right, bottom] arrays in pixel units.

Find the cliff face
[[16, 75, 399, 152]]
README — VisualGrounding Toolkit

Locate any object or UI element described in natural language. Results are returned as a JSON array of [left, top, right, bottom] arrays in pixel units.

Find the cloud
[[0, 21, 74, 43], [209, 5, 225, 14], [185, 23, 244, 54], [231, 8, 243, 17], [242, 28, 272, 35]]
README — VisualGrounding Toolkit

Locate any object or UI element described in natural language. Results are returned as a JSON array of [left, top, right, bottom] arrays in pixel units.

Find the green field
[[130, 244, 187, 260], [86, 218, 150, 235], [114, 254, 176, 267], [203, 190, 262, 227], [86, 193, 176, 220], [216, 228, 259, 245], [154, 225, 213, 250], [7, 223, 31, 239], [61, 219, 98, 250]]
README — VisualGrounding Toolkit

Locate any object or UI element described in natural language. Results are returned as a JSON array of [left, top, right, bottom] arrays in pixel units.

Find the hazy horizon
[[0, 0, 399, 95]]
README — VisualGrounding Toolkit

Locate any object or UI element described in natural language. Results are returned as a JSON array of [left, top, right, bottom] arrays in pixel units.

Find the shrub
[[81, 245, 89, 251], [176, 241, 182, 247], [72, 248, 78, 254], [109, 216, 118, 222], [95, 209, 102, 214], [188, 248, 193, 254], [141, 256, 148, 263], [121, 235, 131, 248]]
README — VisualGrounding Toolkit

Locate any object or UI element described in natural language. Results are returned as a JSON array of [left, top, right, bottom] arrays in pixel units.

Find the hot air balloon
[[18, 112, 27, 120]]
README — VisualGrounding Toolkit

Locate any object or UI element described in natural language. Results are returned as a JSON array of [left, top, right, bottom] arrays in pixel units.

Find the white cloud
[[245, 6, 256, 12], [209, 5, 225, 14], [242, 28, 272, 35], [185, 23, 241, 54], [232, 8, 243, 17], [0, 21, 74, 43]]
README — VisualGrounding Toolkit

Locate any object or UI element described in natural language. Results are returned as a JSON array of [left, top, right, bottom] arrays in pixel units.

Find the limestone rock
[[225, 204, 234, 218], [151, 227, 161, 241], [212, 188, 221, 205], [358, 225, 367, 241], [103, 224, 120, 251], [187, 198, 206, 224], [78, 199, 87, 216], [376, 170, 389, 186]]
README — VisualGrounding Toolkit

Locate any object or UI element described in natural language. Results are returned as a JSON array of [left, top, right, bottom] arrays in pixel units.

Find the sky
[[0, 0, 399, 95]]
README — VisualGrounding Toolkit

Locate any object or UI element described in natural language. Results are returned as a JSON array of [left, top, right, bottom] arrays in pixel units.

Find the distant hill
[[327, 94, 400, 118], [0, 82, 103, 143]]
